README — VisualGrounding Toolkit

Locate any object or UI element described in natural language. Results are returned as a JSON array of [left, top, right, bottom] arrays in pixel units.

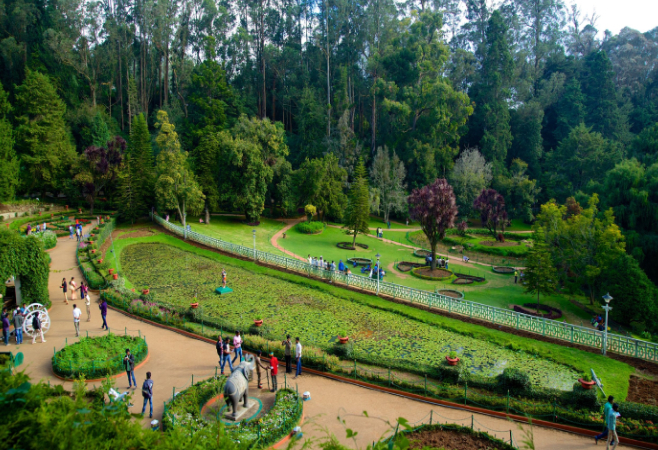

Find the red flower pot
[[113, 274, 118, 280], [66, 205, 69, 210], [142, 289, 150, 295], [131, 288, 135, 292], [254, 320, 263, 327], [338, 336, 349, 344], [97, 259, 103, 264], [190, 302, 199, 309], [91, 249, 96, 254], [446, 356, 460, 366], [109, 269, 114, 275], [578, 379, 596, 390]]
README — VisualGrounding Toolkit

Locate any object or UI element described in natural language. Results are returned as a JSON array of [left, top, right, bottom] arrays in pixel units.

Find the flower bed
[[390, 423, 515, 450], [296, 221, 324, 234], [76, 217, 117, 289], [32, 230, 57, 250], [492, 266, 515, 274], [396, 261, 424, 272], [513, 303, 563, 320], [52, 333, 148, 379], [437, 289, 464, 299], [346, 256, 372, 265], [338, 242, 369, 250], [452, 278, 474, 285], [410, 267, 454, 281], [413, 249, 431, 258], [163, 376, 302, 449], [453, 273, 486, 282]]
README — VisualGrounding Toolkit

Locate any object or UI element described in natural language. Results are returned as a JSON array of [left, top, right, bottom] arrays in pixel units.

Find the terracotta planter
[[190, 302, 199, 309], [113, 274, 118, 280], [142, 289, 150, 295], [446, 356, 460, 366], [131, 288, 135, 292], [254, 320, 263, 327], [97, 259, 103, 264], [91, 249, 96, 254], [578, 379, 596, 390], [338, 336, 349, 344], [109, 269, 114, 274], [66, 205, 69, 210]]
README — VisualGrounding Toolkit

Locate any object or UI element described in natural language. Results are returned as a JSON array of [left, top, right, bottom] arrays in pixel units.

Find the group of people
[[25, 223, 47, 235], [424, 255, 449, 269], [68, 223, 84, 241], [591, 314, 607, 332], [1, 304, 47, 345], [308, 255, 339, 272], [595, 395, 621, 449], [215, 332, 303, 393], [376, 227, 385, 238], [60, 277, 90, 320], [361, 263, 385, 279], [122, 349, 155, 418]]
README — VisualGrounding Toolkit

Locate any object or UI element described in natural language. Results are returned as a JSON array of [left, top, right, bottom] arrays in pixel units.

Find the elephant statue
[[224, 356, 255, 419]]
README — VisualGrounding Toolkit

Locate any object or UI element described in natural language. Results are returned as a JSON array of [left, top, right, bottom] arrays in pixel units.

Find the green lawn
[[106, 230, 633, 399]]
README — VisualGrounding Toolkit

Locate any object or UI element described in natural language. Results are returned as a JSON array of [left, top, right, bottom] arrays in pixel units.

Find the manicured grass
[[110, 230, 632, 399], [329, 215, 419, 230]]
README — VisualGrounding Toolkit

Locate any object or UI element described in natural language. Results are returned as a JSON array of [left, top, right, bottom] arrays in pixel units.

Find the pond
[[121, 243, 579, 390]]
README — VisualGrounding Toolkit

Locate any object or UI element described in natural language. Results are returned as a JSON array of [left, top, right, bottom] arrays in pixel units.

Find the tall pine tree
[[344, 158, 371, 247], [128, 113, 155, 210]]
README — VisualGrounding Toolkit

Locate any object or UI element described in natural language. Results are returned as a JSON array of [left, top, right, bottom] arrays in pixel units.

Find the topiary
[[496, 368, 531, 394]]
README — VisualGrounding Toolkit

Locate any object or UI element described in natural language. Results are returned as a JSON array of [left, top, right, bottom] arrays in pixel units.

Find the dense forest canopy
[[3, 0, 658, 319]]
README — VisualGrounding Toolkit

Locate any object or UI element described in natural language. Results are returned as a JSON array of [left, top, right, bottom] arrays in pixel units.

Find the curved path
[[9, 230, 621, 449]]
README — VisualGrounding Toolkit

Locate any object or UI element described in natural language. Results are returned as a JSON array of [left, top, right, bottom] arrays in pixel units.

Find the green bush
[[52, 333, 148, 379], [496, 368, 531, 395], [296, 221, 324, 234], [162, 376, 226, 431], [33, 230, 58, 250]]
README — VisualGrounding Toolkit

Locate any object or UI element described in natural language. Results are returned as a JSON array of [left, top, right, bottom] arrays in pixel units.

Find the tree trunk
[[431, 242, 437, 270], [352, 229, 357, 248], [205, 204, 210, 224], [164, 42, 169, 105]]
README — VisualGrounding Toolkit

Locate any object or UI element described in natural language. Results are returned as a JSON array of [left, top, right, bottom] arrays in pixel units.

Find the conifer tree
[[524, 229, 558, 309], [117, 156, 143, 224], [129, 113, 154, 208], [0, 84, 18, 201], [344, 158, 371, 248], [14, 70, 76, 195]]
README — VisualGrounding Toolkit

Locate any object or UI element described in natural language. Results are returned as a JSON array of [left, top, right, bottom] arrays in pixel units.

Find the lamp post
[[602, 293, 613, 355], [376, 253, 381, 295], [252, 229, 256, 261]]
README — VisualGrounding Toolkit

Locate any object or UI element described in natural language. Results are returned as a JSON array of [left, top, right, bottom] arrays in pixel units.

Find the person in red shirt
[[269, 352, 279, 392]]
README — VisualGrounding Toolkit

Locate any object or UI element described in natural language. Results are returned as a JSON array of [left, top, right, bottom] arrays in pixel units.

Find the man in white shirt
[[294, 337, 302, 379], [72, 304, 82, 337]]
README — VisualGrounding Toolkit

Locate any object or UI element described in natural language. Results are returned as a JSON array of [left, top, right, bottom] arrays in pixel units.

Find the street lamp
[[252, 229, 257, 261], [376, 253, 381, 295], [602, 293, 613, 356]]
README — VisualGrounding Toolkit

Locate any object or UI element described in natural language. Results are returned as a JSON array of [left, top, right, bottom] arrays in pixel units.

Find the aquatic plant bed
[[513, 303, 563, 320], [492, 266, 515, 274], [438, 289, 464, 299], [164, 377, 302, 449], [397, 261, 424, 272], [338, 242, 369, 250], [411, 267, 454, 281], [394, 424, 515, 450], [119, 242, 580, 389], [52, 333, 148, 379], [347, 256, 372, 265], [413, 249, 431, 258], [453, 273, 486, 282]]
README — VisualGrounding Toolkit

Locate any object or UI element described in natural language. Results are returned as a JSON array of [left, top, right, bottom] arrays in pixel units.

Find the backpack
[[142, 379, 153, 398]]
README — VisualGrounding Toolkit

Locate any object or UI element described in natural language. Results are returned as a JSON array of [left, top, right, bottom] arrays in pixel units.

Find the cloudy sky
[[572, 0, 658, 35]]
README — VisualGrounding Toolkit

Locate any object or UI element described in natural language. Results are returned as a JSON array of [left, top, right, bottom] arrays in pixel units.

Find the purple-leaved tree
[[408, 179, 458, 270], [473, 188, 508, 240], [75, 136, 125, 213]]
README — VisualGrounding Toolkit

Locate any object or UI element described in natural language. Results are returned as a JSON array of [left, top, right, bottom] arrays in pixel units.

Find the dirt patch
[[479, 240, 519, 247], [415, 268, 452, 278], [406, 428, 510, 450], [627, 375, 658, 405], [453, 278, 474, 285], [397, 261, 424, 272], [438, 289, 463, 299], [118, 229, 157, 239]]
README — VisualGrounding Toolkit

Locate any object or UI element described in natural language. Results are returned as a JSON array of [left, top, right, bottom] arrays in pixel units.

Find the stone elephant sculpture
[[224, 356, 255, 419]]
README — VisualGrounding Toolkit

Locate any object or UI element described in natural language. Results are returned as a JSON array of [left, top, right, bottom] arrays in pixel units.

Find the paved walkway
[[6, 231, 623, 448]]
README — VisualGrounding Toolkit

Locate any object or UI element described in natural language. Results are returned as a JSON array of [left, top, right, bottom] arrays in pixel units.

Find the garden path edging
[[51, 349, 150, 383], [103, 304, 655, 450]]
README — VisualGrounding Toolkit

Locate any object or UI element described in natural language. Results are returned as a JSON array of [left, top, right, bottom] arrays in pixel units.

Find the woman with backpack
[[220, 337, 233, 374]]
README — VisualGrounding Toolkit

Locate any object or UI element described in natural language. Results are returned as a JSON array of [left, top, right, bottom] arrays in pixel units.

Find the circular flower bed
[[52, 333, 148, 379], [413, 249, 431, 258], [391, 423, 515, 450], [438, 289, 464, 299], [410, 267, 454, 281], [337, 242, 369, 250], [347, 257, 372, 266], [513, 303, 563, 320], [452, 278, 474, 285], [492, 266, 515, 274], [396, 261, 424, 272]]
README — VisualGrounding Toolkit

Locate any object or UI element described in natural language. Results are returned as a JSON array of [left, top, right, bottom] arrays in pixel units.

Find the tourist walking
[[514, 270, 518, 284], [13, 308, 23, 344], [282, 335, 292, 374], [269, 352, 279, 392], [69, 225, 74, 239], [216, 336, 224, 366], [72, 304, 82, 337], [61, 278, 69, 304], [595, 396, 615, 444], [124, 349, 137, 389], [70, 277, 77, 301], [81, 283, 91, 321], [232, 331, 243, 364], [220, 337, 233, 374], [141, 372, 154, 418], [31, 312, 46, 344], [294, 337, 302, 378], [2, 313, 10, 346], [606, 403, 620, 450], [99, 298, 108, 330], [254, 350, 269, 389]]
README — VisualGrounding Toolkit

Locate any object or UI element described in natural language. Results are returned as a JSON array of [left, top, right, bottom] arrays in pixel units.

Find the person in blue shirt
[[338, 260, 345, 272], [606, 403, 620, 449], [595, 396, 614, 444]]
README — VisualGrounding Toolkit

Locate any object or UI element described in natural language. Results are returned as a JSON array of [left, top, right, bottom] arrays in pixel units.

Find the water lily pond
[[121, 243, 579, 390]]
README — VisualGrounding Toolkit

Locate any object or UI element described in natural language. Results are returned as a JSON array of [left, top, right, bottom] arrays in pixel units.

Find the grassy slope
[[108, 230, 633, 400]]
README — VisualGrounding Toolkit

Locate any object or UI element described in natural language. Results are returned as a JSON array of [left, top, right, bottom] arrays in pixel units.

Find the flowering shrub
[[162, 376, 226, 431]]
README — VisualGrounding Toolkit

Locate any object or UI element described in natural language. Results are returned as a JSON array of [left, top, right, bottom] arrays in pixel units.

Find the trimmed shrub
[[296, 221, 324, 234], [497, 368, 531, 395]]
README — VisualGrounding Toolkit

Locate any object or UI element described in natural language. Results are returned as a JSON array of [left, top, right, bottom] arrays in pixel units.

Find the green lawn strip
[[111, 233, 632, 400], [329, 215, 419, 230]]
